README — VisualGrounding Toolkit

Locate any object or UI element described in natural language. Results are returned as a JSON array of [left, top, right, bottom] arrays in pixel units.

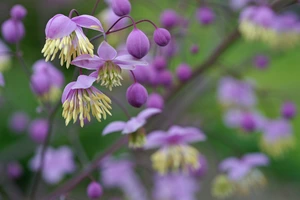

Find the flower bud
[[153, 56, 167, 71], [281, 101, 296, 120], [190, 44, 199, 54], [176, 63, 192, 82], [30, 72, 51, 96], [253, 55, 269, 69], [160, 9, 179, 29], [111, 0, 131, 16], [28, 119, 49, 143], [7, 162, 23, 179], [153, 28, 171, 47], [126, 83, 148, 108], [87, 182, 103, 199], [126, 28, 150, 59], [146, 93, 164, 110], [9, 111, 30, 133], [131, 65, 151, 84], [159, 70, 173, 87], [196, 7, 215, 25], [240, 113, 256, 132], [10, 4, 27, 20], [1, 19, 25, 43]]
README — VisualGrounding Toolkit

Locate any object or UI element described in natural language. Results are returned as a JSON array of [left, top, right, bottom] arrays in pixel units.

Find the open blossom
[[103, 108, 161, 148], [145, 125, 206, 174], [0, 40, 11, 72], [260, 119, 295, 158], [62, 75, 112, 127], [72, 41, 147, 91], [213, 153, 269, 198], [29, 146, 75, 184], [42, 14, 103, 68]]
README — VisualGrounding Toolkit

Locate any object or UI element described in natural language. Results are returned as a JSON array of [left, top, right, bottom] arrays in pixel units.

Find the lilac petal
[[114, 54, 148, 70], [43, 168, 64, 184], [71, 54, 103, 70], [97, 41, 117, 60], [71, 75, 96, 90], [219, 157, 240, 172], [71, 15, 104, 32], [0, 73, 5, 87], [144, 130, 168, 149], [45, 14, 77, 39], [103, 121, 126, 135], [137, 108, 161, 120], [61, 82, 75, 103], [122, 118, 145, 134], [181, 127, 206, 143], [243, 153, 269, 167], [227, 164, 251, 181]]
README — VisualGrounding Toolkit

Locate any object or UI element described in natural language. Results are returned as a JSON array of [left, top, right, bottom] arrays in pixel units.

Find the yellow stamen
[[97, 61, 123, 91], [259, 136, 295, 158], [128, 128, 146, 149], [212, 175, 235, 199]]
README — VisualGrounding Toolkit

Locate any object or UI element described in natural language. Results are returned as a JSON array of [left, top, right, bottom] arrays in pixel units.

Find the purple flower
[[42, 14, 104, 68], [103, 108, 161, 148], [281, 101, 296, 120], [0, 39, 11, 72], [190, 155, 208, 178], [230, 0, 250, 11], [146, 93, 164, 110], [29, 146, 76, 184], [72, 41, 146, 91], [196, 7, 215, 25], [0, 73, 4, 87], [190, 44, 199, 54], [176, 63, 192, 82], [9, 111, 30, 133], [153, 174, 198, 200], [111, 0, 131, 16], [87, 182, 103, 199], [28, 119, 49, 143], [145, 125, 206, 174], [159, 70, 173, 87], [260, 119, 295, 157], [131, 65, 152, 84], [153, 56, 167, 71], [62, 75, 112, 127], [1, 19, 25, 44], [254, 55, 269, 69], [126, 28, 150, 59], [7, 161, 23, 179], [10, 4, 27, 20], [160, 9, 179, 29], [126, 82, 148, 108], [153, 28, 171, 47]]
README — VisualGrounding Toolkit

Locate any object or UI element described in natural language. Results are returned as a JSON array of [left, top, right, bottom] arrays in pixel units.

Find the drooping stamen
[[97, 61, 123, 91], [128, 128, 146, 149]]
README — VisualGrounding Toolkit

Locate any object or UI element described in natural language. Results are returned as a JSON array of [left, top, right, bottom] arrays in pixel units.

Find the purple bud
[[160, 9, 179, 29], [153, 28, 171, 47], [126, 83, 148, 108], [253, 55, 269, 69], [126, 28, 150, 59], [1, 19, 25, 43], [10, 5, 27, 20], [190, 155, 208, 178], [196, 7, 215, 25], [176, 63, 192, 82], [111, 0, 131, 16], [30, 72, 51, 96], [190, 44, 199, 54], [9, 112, 30, 133], [87, 182, 103, 199], [146, 93, 164, 110], [281, 101, 297, 120], [159, 70, 173, 87], [153, 56, 167, 71], [131, 65, 151, 84], [240, 113, 256, 132], [7, 162, 23, 179], [28, 119, 49, 143]]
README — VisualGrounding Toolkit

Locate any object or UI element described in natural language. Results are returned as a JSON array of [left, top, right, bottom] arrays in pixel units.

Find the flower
[[260, 119, 295, 158], [29, 146, 75, 184], [196, 7, 215, 25], [28, 119, 49, 143], [160, 9, 179, 29], [145, 125, 206, 174], [42, 14, 103, 68], [146, 93, 164, 110], [62, 75, 112, 127], [7, 161, 23, 179], [281, 101, 296, 120], [213, 153, 269, 197], [126, 28, 150, 59], [152, 56, 167, 71], [153, 28, 171, 47], [126, 83, 148, 108], [72, 41, 147, 91], [87, 182, 103, 199], [103, 108, 161, 148], [253, 54, 269, 69], [158, 70, 173, 87], [176, 63, 192, 82], [111, 0, 131, 16], [10, 4, 27, 20], [1, 19, 25, 44], [9, 111, 30, 133], [0, 39, 11, 72]]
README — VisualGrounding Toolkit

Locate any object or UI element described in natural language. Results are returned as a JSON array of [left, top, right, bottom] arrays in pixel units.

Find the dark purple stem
[[130, 70, 137, 83], [68, 9, 79, 18]]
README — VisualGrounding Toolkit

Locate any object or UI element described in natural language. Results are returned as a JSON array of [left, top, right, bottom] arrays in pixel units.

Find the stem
[[16, 43, 31, 79], [91, 0, 101, 16], [68, 9, 79, 18], [43, 136, 128, 200], [130, 70, 137, 83], [106, 19, 152, 35]]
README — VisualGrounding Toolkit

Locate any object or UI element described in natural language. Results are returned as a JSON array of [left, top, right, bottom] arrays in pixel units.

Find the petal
[[181, 127, 206, 143], [144, 130, 168, 149], [114, 54, 148, 70], [227, 164, 251, 181], [137, 108, 161, 120], [219, 157, 240, 172], [122, 118, 145, 134], [242, 153, 269, 167], [97, 41, 117, 60], [103, 121, 126, 135], [45, 14, 77, 39], [71, 75, 96, 90], [71, 54, 103, 70], [71, 15, 104, 32], [61, 82, 75, 103]]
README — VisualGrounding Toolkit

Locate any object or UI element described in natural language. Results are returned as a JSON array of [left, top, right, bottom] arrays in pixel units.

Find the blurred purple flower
[[281, 101, 296, 120], [28, 119, 49, 143], [0, 73, 4, 86], [190, 44, 199, 54], [196, 7, 215, 25], [160, 9, 179, 29], [111, 0, 131, 16], [146, 93, 164, 110], [7, 161, 23, 179], [190, 155, 208, 178], [10, 4, 27, 20], [1, 19, 25, 44], [100, 8, 129, 30], [254, 55, 270, 69], [9, 111, 30, 133], [0, 39, 11, 72], [176, 63, 192, 82], [230, 0, 250, 11], [87, 182, 103, 199]]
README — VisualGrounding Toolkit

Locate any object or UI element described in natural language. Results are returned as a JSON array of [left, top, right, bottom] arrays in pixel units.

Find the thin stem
[[68, 9, 79, 18], [16, 43, 31, 79], [91, 0, 101, 16], [106, 15, 136, 34], [106, 19, 152, 35], [130, 70, 137, 83]]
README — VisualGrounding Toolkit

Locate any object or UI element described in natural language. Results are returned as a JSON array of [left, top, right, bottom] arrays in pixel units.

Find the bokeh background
[[0, 0, 300, 199]]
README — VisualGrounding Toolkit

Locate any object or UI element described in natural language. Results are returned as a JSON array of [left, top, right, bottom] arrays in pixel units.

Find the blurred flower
[[103, 108, 161, 148], [153, 56, 167, 71], [101, 157, 148, 200], [126, 28, 150, 59], [87, 182, 103, 199], [1, 19, 25, 44], [281, 101, 297, 120], [72, 41, 146, 91], [0, 72, 4, 86], [190, 44, 199, 54], [253, 54, 270, 69], [230, 0, 250, 11], [161, 38, 179, 57], [260, 119, 295, 158], [0, 39, 11, 72], [126, 82, 148, 108], [62, 75, 112, 127], [196, 7, 215, 25], [28, 119, 49, 143], [176, 63, 192, 82], [99, 8, 129, 30], [10, 4, 27, 20], [146, 93, 164, 110], [153, 28, 171, 47], [159, 69, 173, 87], [111, 0, 131, 16], [190, 155, 208, 178], [29, 146, 75, 184], [145, 125, 206, 174], [7, 161, 23, 179], [160, 9, 179, 29], [153, 174, 198, 200], [9, 111, 30, 133], [42, 14, 103, 68]]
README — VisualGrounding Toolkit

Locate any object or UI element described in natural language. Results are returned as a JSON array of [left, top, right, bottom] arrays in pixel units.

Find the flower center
[[128, 128, 146, 149], [212, 175, 235, 198], [97, 61, 123, 91]]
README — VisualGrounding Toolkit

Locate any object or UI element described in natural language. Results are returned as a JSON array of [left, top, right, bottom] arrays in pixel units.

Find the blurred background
[[0, 0, 300, 199]]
